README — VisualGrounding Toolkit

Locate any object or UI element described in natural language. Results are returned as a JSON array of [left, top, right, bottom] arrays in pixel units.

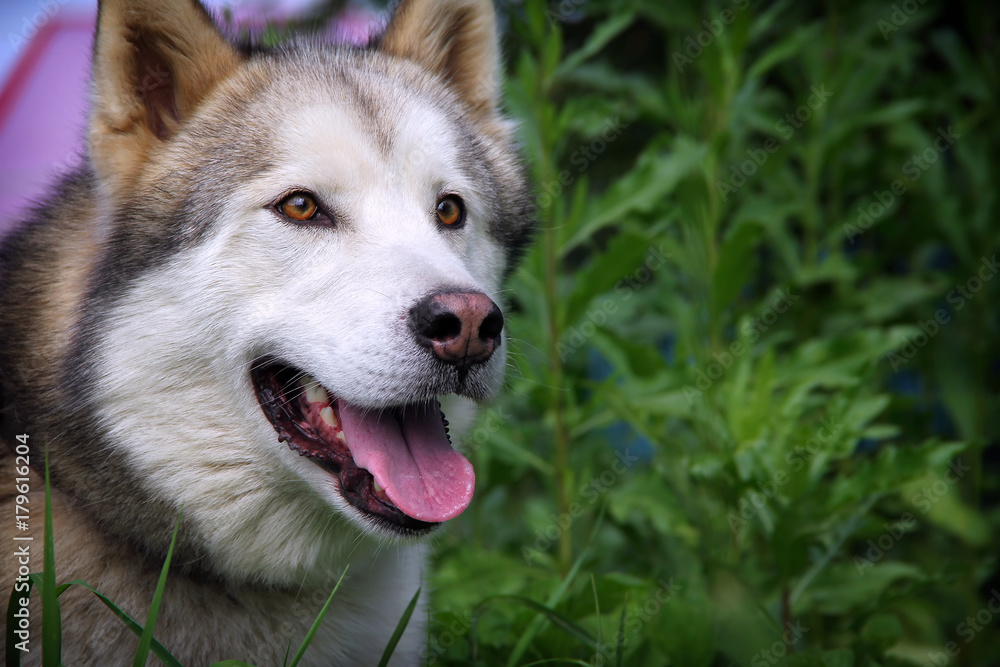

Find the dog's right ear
[[89, 0, 242, 191]]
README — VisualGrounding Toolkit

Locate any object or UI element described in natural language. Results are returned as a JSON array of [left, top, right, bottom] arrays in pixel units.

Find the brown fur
[[381, 0, 500, 122], [0, 447, 310, 665], [90, 0, 243, 191]]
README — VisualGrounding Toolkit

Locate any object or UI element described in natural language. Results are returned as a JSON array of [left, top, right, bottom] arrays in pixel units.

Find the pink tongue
[[338, 401, 475, 523]]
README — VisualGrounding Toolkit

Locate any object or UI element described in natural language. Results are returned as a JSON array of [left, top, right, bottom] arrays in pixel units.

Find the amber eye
[[277, 192, 319, 221], [436, 195, 465, 228]]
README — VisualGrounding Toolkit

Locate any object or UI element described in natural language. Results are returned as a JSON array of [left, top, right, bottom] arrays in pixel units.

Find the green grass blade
[[520, 660, 593, 666], [554, 10, 636, 78], [615, 593, 628, 667], [288, 566, 348, 667], [41, 450, 60, 667], [132, 510, 182, 667], [590, 574, 601, 650], [45, 578, 182, 667], [476, 595, 598, 652], [376, 587, 421, 667], [504, 549, 586, 664], [6, 575, 34, 666], [501, 505, 606, 667]]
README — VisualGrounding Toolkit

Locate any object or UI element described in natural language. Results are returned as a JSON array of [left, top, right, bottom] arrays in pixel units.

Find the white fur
[[89, 85, 509, 662]]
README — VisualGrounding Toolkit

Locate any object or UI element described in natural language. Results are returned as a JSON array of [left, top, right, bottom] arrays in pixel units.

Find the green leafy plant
[[428, 0, 999, 665]]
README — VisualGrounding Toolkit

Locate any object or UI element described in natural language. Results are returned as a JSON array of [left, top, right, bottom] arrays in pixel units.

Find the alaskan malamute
[[0, 0, 532, 662]]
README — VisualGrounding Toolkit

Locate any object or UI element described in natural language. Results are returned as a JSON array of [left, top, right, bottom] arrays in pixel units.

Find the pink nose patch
[[409, 290, 504, 368]]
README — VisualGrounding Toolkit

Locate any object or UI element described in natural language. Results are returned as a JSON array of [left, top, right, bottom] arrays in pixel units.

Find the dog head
[[60, 0, 533, 585]]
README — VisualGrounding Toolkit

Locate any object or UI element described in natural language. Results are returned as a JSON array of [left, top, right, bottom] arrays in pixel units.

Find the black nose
[[410, 290, 503, 367]]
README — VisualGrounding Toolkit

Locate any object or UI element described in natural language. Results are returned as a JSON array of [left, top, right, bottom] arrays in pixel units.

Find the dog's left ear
[[380, 0, 502, 124]]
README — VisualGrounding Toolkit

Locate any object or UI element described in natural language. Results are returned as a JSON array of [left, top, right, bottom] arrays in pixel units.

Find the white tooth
[[373, 479, 384, 493], [320, 406, 338, 428], [335, 431, 347, 445], [303, 376, 329, 404]]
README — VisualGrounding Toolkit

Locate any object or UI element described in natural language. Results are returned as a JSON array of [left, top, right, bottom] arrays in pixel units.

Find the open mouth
[[251, 360, 475, 534]]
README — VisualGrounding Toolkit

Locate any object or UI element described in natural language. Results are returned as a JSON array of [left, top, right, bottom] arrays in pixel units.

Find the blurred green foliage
[[428, 1, 1000, 665]]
